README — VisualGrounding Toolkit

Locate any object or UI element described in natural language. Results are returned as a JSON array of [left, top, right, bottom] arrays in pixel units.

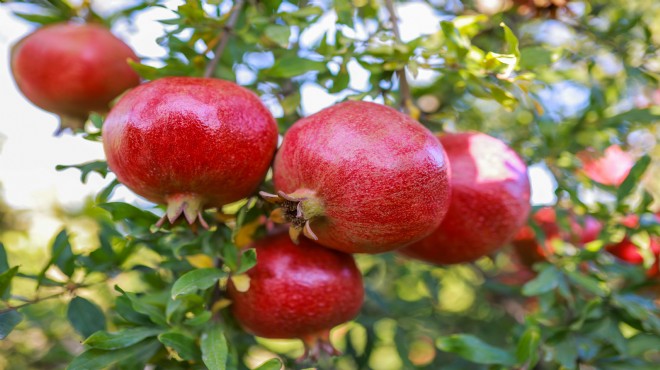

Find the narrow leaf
[[617, 155, 651, 202], [171, 268, 224, 299], [522, 265, 561, 296], [67, 297, 107, 338], [84, 327, 163, 350], [68, 338, 160, 370], [0, 266, 19, 300], [0, 310, 23, 340], [201, 324, 228, 370], [436, 334, 516, 366], [158, 331, 201, 361]]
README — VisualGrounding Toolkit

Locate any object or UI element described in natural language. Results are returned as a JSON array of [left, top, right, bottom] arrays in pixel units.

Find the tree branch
[[0, 291, 68, 315], [203, 0, 246, 79], [383, 0, 413, 115]]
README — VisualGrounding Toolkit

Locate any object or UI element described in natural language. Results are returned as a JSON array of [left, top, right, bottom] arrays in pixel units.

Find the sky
[[0, 1, 557, 222]]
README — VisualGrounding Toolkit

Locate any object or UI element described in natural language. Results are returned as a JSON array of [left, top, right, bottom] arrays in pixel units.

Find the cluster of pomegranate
[[10, 22, 656, 359]]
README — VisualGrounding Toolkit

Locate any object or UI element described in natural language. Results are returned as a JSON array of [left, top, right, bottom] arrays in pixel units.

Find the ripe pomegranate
[[10, 23, 140, 132], [262, 101, 450, 254], [227, 232, 364, 359], [103, 77, 278, 227], [606, 214, 660, 278], [577, 145, 634, 187], [511, 207, 602, 267], [399, 132, 531, 264]]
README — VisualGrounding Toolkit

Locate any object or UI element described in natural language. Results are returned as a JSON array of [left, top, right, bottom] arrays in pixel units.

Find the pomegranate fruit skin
[[103, 77, 278, 219], [10, 23, 140, 121], [606, 214, 660, 278], [400, 132, 531, 264], [272, 101, 450, 254], [227, 233, 364, 340]]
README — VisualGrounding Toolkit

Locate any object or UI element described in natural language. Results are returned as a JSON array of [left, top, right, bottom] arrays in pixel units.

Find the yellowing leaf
[[231, 274, 251, 293], [235, 217, 263, 248], [185, 254, 214, 269]]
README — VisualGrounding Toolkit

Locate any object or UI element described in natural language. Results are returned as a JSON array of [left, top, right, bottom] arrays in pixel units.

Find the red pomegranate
[[606, 214, 660, 278], [262, 101, 450, 254], [577, 145, 634, 187], [10, 23, 140, 132], [512, 207, 602, 267], [103, 77, 278, 227], [400, 132, 530, 264], [227, 233, 364, 359]]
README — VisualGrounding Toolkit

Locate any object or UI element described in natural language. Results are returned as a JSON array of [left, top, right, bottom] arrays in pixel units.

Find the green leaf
[[56, 161, 109, 183], [522, 265, 561, 296], [264, 56, 326, 78], [84, 327, 163, 350], [0, 266, 18, 300], [264, 24, 291, 48], [68, 338, 160, 370], [516, 326, 540, 367], [158, 332, 200, 361], [236, 249, 257, 275], [201, 324, 228, 370], [0, 310, 23, 340], [116, 288, 167, 327], [500, 22, 520, 63], [171, 268, 224, 299], [13, 12, 69, 25], [98, 202, 159, 228], [616, 155, 651, 202], [435, 334, 516, 366], [0, 243, 9, 273], [565, 270, 608, 297], [254, 358, 283, 370], [67, 297, 107, 338], [37, 229, 75, 286]]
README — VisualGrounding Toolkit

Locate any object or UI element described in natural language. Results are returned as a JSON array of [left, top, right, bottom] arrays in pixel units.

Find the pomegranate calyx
[[56, 114, 87, 135], [156, 193, 209, 229], [299, 330, 341, 363], [259, 190, 323, 243]]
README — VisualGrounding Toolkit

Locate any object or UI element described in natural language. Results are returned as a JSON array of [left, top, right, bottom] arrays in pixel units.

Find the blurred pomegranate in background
[[577, 145, 634, 186]]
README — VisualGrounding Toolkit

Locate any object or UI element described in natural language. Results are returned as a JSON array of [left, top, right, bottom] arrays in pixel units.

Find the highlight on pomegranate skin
[[227, 232, 364, 360], [103, 76, 278, 228], [400, 132, 531, 265], [262, 100, 451, 254], [577, 145, 634, 186], [10, 23, 140, 132]]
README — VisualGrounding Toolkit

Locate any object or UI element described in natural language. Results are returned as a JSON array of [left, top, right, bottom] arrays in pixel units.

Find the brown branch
[[203, 0, 246, 79], [383, 0, 413, 115], [0, 291, 68, 315]]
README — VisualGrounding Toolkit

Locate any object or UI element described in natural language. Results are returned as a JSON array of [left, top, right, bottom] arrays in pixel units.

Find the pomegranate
[[512, 207, 602, 267], [400, 132, 531, 264], [577, 145, 634, 187], [261, 101, 450, 254], [10, 23, 140, 132], [227, 232, 364, 359], [103, 77, 278, 227], [606, 214, 660, 278]]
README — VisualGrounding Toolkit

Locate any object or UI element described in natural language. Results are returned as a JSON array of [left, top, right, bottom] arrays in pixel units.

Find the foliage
[[1, 0, 660, 369]]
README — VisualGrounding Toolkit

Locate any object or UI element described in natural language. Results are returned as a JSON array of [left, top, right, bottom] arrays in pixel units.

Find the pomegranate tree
[[261, 101, 451, 254], [606, 214, 660, 278], [10, 23, 140, 132], [400, 132, 531, 264], [227, 232, 364, 359], [103, 77, 278, 227]]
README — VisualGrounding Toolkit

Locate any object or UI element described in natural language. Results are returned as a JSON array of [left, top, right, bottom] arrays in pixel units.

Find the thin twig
[[0, 291, 68, 315], [383, 0, 413, 114], [203, 0, 246, 79]]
